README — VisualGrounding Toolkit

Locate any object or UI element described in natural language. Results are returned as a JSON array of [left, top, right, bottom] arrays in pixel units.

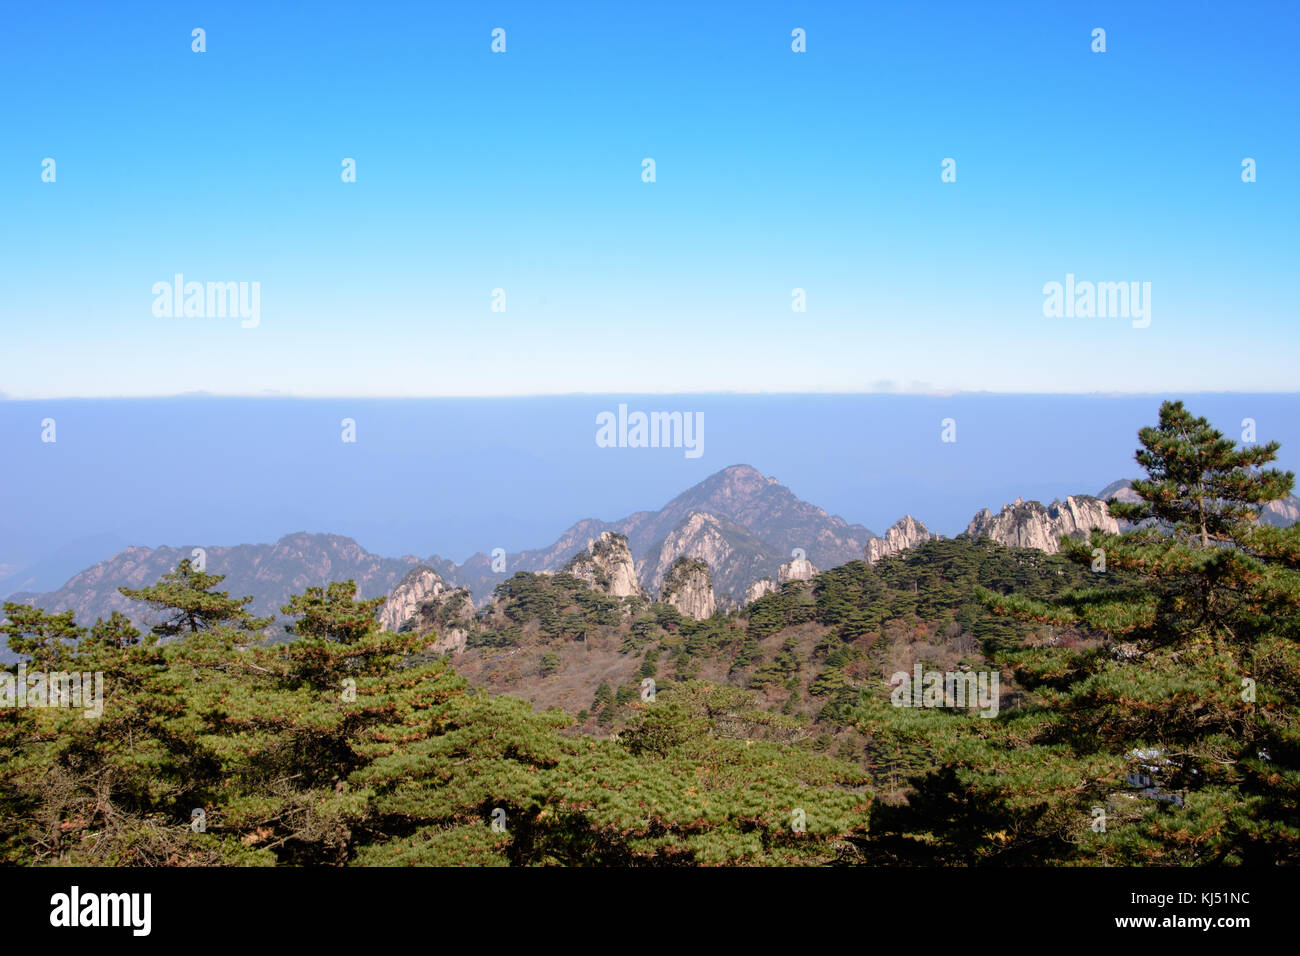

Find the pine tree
[[1046, 400, 1299, 647], [83, 611, 146, 650], [946, 402, 1300, 863], [845, 404, 1300, 864], [2, 594, 873, 865], [119, 558, 271, 637], [280, 580, 384, 644], [0, 605, 84, 669], [1109, 400, 1292, 547]]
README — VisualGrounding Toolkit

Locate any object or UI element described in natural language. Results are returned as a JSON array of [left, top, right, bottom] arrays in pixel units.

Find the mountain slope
[[448, 465, 877, 602], [10, 466, 872, 631], [9, 533, 421, 636], [639, 511, 779, 600], [13, 467, 1162, 639], [637, 464, 876, 570]]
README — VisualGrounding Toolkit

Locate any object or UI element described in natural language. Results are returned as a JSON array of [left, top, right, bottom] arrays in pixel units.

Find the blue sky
[[1, 0, 1297, 397]]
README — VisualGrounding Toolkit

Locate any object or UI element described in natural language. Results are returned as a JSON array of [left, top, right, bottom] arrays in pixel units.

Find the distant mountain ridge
[[8, 533, 423, 638], [11, 466, 1298, 637], [443, 464, 878, 603], [7, 465, 877, 629]]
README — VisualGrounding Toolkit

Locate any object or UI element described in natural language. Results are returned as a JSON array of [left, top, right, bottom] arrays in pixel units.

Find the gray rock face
[[778, 556, 818, 582], [742, 556, 816, 607], [642, 511, 773, 597], [1099, 479, 1144, 507], [447, 464, 876, 605], [1098, 480, 1144, 529], [426, 627, 469, 656], [744, 578, 778, 605], [1261, 495, 1300, 527], [965, 495, 1119, 553], [864, 515, 935, 565], [564, 532, 646, 599], [379, 566, 475, 653], [660, 557, 716, 621], [381, 566, 450, 632]]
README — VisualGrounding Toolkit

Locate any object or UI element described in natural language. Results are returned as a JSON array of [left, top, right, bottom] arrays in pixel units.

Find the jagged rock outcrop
[[865, 516, 935, 564], [965, 495, 1119, 553], [380, 565, 458, 631], [742, 556, 817, 605], [641, 511, 773, 597], [778, 556, 818, 582], [447, 464, 876, 604], [380, 565, 475, 656], [1098, 480, 1144, 529], [426, 625, 471, 657], [564, 532, 646, 599], [637, 465, 876, 573], [660, 557, 716, 621]]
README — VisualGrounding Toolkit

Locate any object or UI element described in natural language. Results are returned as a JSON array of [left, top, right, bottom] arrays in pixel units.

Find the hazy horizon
[[4, 392, 1297, 597]]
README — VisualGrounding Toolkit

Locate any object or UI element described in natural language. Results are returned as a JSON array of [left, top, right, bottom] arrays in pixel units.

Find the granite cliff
[[964, 495, 1119, 553], [659, 556, 717, 621], [865, 516, 936, 565]]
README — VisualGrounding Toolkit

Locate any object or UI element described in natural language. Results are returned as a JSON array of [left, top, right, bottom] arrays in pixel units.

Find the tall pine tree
[[859, 402, 1300, 864], [119, 558, 271, 637]]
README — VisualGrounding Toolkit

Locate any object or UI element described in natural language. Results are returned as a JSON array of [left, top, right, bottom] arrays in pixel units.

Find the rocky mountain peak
[[865, 515, 936, 565], [379, 565, 475, 656], [1099, 480, 1144, 506], [660, 556, 716, 621], [778, 555, 818, 583], [641, 511, 774, 597], [965, 495, 1118, 553], [564, 531, 646, 599], [380, 565, 451, 632], [699, 463, 777, 492], [434, 465, 876, 605], [744, 578, 779, 604], [650, 467, 876, 572]]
